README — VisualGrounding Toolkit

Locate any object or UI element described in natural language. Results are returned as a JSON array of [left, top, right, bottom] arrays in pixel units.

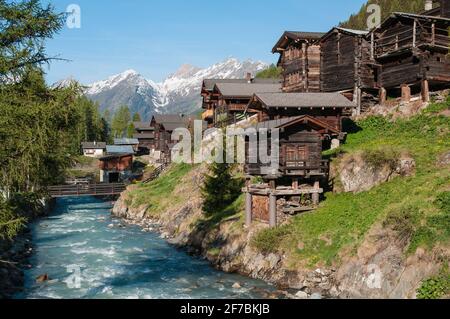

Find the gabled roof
[[373, 11, 450, 34], [321, 27, 369, 42], [114, 138, 139, 145], [214, 82, 282, 98], [272, 31, 326, 53], [245, 115, 341, 135], [202, 78, 281, 92], [106, 145, 135, 154], [81, 142, 106, 149], [391, 11, 450, 22], [152, 114, 187, 124], [133, 122, 154, 130], [249, 92, 355, 109], [134, 133, 155, 139], [161, 122, 188, 132]]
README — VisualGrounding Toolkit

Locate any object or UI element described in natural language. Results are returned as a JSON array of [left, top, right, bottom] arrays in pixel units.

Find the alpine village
[[1, 0, 449, 300]]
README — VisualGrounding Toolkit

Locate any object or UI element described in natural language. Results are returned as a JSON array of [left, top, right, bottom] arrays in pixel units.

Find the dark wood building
[[242, 92, 354, 227], [272, 31, 325, 93], [201, 77, 281, 127], [133, 122, 155, 152], [212, 82, 281, 126], [372, 11, 450, 102], [246, 92, 354, 139], [320, 27, 375, 114], [151, 115, 189, 161], [99, 153, 133, 183]]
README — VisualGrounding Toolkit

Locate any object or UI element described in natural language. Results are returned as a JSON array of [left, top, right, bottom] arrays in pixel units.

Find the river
[[15, 197, 276, 299]]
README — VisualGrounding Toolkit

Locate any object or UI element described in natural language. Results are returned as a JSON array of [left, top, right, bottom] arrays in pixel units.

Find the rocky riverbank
[[0, 198, 54, 299], [112, 155, 448, 299]]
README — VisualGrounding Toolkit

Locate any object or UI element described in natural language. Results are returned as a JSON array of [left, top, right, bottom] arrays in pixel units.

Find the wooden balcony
[[245, 160, 329, 177], [375, 25, 450, 58]]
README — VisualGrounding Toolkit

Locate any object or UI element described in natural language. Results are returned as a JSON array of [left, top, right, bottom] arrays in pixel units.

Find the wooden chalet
[[151, 114, 190, 162], [320, 27, 375, 114], [211, 82, 282, 126], [81, 142, 106, 158], [371, 7, 450, 103], [246, 92, 354, 139], [201, 76, 281, 127], [98, 153, 133, 183], [272, 31, 325, 93], [242, 93, 354, 227], [133, 121, 155, 152]]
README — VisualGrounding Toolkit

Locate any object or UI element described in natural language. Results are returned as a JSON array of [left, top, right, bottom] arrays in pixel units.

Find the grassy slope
[[126, 163, 195, 217], [253, 98, 450, 268]]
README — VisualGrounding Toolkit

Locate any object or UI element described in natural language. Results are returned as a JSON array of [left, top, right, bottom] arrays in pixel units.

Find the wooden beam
[[421, 79, 430, 103], [245, 191, 253, 227], [269, 193, 277, 228]]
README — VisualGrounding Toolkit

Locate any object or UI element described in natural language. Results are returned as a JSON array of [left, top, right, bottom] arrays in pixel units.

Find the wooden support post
[[354, 86, 362, 116], [370, 33, 374, 60], [412, 20, 417, 48], [421, 79, 430, 103], [379, 87, 387, 106], [245, 191, 253, 228], [401, 84, 411, 103], [292, 178, 299, 190], [312, 181, 320, 206], [432, 23, 435, 45], [269, 180, 276, 190], [269, 193, 277, 228]]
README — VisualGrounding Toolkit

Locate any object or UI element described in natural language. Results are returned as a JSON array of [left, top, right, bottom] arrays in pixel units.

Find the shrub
[[436, 192, 450, 212], [251, 226, 291, 254], [383, 206, 418, 246], [362, 148, 400, 171], [417, 272, 450, 299]]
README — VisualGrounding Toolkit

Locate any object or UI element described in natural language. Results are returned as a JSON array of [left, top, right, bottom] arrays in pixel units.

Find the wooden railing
[[142, 163, 169, 184], [375, 25, 450, 57], [47, 183, 126, 198]]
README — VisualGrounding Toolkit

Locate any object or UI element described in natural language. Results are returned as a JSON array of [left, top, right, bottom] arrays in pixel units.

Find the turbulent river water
[[16, 197, 275, 299]]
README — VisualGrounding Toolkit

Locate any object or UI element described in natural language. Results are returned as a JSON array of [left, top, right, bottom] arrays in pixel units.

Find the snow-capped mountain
[[84, 58, 268, 120]]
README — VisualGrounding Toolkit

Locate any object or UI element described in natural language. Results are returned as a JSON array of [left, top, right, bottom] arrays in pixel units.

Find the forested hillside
[[341, 0, 428, 30]]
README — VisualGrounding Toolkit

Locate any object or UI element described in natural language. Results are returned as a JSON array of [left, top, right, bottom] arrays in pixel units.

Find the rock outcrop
[[332, 152, 415, 193]]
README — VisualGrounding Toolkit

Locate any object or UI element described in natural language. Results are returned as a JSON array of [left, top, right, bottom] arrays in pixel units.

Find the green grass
[[252, 100, 450, 268], [127, 163, 195, 216], [417, 265, 450, 300]]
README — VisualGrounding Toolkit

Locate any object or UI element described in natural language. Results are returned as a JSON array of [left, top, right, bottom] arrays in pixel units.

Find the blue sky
[[44, 0, 367, 84]]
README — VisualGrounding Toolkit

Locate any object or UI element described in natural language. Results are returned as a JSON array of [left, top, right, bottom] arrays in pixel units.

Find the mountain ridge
[[82, 58, 268, 120]]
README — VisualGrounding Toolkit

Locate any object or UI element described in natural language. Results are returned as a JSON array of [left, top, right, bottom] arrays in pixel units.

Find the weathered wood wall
[[280, 43, 321, 93], [321, 32, 358, 92]]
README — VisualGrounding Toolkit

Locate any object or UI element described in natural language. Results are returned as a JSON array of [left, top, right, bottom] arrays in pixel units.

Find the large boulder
[[333, 151, 415, 193]]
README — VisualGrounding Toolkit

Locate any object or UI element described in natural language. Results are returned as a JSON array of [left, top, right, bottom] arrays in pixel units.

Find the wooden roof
[[244, 115, 341, 135], [272, 31, 326, 53], [320, 27, 369, 42], [202, 78, 281, 92], [152, 114, 188, 124], [81, 142, 106, 149], [249, 92, 355, 109], [114, 138, 139, 145], [133, 122, 154, 130], [134, 133, 155, 139], [214, 82, 282, 98]]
